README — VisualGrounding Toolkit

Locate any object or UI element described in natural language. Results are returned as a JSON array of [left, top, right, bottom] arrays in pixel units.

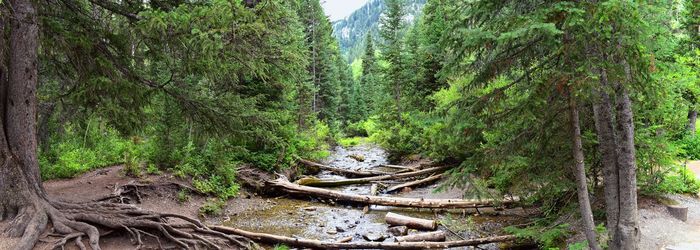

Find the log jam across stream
[[224, 142, 528, 249]]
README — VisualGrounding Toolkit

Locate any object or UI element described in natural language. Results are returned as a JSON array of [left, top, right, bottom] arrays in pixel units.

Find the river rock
[[388, 226, 408, 236], [327, 228, 337, 235], [348, 154, 365, 162], [362, 232, 386, 241], [335, 226, 346, 232]]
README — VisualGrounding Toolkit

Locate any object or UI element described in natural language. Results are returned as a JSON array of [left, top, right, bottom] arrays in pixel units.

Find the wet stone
[[363, 232, 386, 242], [388, 226, 408, 236], [335, 226, 346, 233]]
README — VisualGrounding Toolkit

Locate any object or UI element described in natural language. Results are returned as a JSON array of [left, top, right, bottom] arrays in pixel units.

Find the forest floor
[[638, 161, 700, 250], [39, 143, 528, 249]]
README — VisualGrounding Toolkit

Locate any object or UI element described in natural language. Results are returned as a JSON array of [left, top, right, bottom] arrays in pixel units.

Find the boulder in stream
[[362, 232, 386, 242]]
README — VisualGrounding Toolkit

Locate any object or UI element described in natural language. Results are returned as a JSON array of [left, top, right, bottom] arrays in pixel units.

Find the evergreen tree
[[380, 0, 407, 122]]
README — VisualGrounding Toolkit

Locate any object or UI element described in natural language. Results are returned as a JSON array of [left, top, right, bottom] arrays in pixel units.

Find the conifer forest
[[1, 0, 700, 249]]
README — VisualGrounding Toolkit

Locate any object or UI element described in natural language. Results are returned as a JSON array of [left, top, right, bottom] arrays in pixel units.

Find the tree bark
[[688, 109, 697, 135], [612, 83, 640, 250], [568, 93, 602, 250], [0, 2, 251, 249], [386, 174, 442, 193], [295, 166, 449, 187], [270, 177, 519, 209], [592, 68, 620, 235], [298, 158, 391, 177], [395, 231, 446, 242], [385, 212, 437, 230]]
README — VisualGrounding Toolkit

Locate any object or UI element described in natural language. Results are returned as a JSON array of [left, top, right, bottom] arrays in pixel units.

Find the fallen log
[[385, 212, 437, 230], [270, 178, 519, 209], [298, 159, 382, 177], [211, 226, 517, 249], [395, 231, 446, 242], [379, 164, 418, 171], [295, 166, 450, 187], [386, 174, 443, 193]]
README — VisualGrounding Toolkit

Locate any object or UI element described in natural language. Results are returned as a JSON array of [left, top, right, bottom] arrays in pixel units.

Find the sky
[[321, 0, 370, 21]]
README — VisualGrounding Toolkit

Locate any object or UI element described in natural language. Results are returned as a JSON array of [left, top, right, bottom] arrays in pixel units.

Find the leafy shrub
[[338, 137, 363, 147], [177, 190, 190, 203], [656, 165, 700, 194], [678, 134, 700, 160], [504, 224, 571, 249], [39, 118, 149, 180], [199, 198, 225, 216]]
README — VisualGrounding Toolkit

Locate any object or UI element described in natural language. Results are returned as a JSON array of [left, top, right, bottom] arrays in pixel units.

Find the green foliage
[[272, 244, 290, 250], [505, 224, 571, 249], [338, 137, 364, 147], [177, 190, 190, 203], [656, 165, 700, 194], [291, 122, 332, 161], [678, 135, 700, 160], [199, 198, 225, 216], [39, 118, 149, 180]]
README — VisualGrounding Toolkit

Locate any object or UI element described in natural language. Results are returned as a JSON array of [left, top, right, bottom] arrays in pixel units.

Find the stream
[[224, 142, 529, 249]]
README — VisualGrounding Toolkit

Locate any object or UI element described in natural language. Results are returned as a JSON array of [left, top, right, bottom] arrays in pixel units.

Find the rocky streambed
[[224, 142, 531, 249]]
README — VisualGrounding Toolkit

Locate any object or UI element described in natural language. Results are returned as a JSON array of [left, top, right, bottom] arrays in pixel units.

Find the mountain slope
[[332, 0, 426, 62]]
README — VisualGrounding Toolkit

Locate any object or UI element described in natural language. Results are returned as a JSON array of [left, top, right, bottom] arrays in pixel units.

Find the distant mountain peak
[[332, 0, 426, 62]]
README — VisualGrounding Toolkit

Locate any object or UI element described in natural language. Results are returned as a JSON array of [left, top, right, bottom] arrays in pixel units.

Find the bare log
[[269, 178, 518, 209], [296, 166, 450, 187], [298, 159, 383, 177], [379, 164, 418, 171], [385, 212, 437, 230], [211, 226, 517, 249], [386, 174, 443, 193], [395, 231, 446, 242]]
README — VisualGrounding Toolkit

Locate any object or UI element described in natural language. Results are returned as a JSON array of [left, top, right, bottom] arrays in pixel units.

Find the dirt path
[[639, 161, 700, 250]]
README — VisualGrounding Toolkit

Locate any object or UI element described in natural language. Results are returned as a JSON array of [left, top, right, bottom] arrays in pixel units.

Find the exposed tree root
[[2, 198, 256, 250]]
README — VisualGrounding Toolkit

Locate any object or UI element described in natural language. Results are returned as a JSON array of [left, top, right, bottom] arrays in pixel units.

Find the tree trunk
[[385, 174, 442, 193], [395, 231, 446, 242], [0, 2, 251, 249], [270, 177, 519, 209], [295, 166, 449, 187], [385, 212, 437, 230], [568, 93, 602, 250], [612, 84, 640, 250], [592, 68, 620, 235], [688, 109, 697, 135]]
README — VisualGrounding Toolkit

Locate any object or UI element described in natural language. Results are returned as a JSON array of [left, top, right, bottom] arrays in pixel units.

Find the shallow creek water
[[225, 143, 527, 249]]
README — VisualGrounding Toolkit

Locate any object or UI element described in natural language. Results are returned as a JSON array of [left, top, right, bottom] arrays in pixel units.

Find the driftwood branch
[[211, 226, 517, 249], [269, 178, 519, 209], [295, 166, 450, 187], [395, 231, 446, 242], [298, 159, 386, 177], [386, 174, 443, 193], [385, 212, 437, 230]]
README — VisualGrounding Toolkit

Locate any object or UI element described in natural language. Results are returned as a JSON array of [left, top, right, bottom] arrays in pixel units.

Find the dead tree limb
[[269, 178, 519, 209], [385, 212, 437, 230], [386, 174, 443, 193], [298, 159, 384, 177], [211, 226, 516, 249], [295, 166, 450, 187], [395, 231, 446, 242]]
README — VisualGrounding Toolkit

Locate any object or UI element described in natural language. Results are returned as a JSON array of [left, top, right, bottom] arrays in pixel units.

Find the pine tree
[[379, 0, 406, 122]]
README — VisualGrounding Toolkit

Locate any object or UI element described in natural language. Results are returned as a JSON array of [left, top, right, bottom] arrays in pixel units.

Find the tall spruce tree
[[379, 0, 406, 122]]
